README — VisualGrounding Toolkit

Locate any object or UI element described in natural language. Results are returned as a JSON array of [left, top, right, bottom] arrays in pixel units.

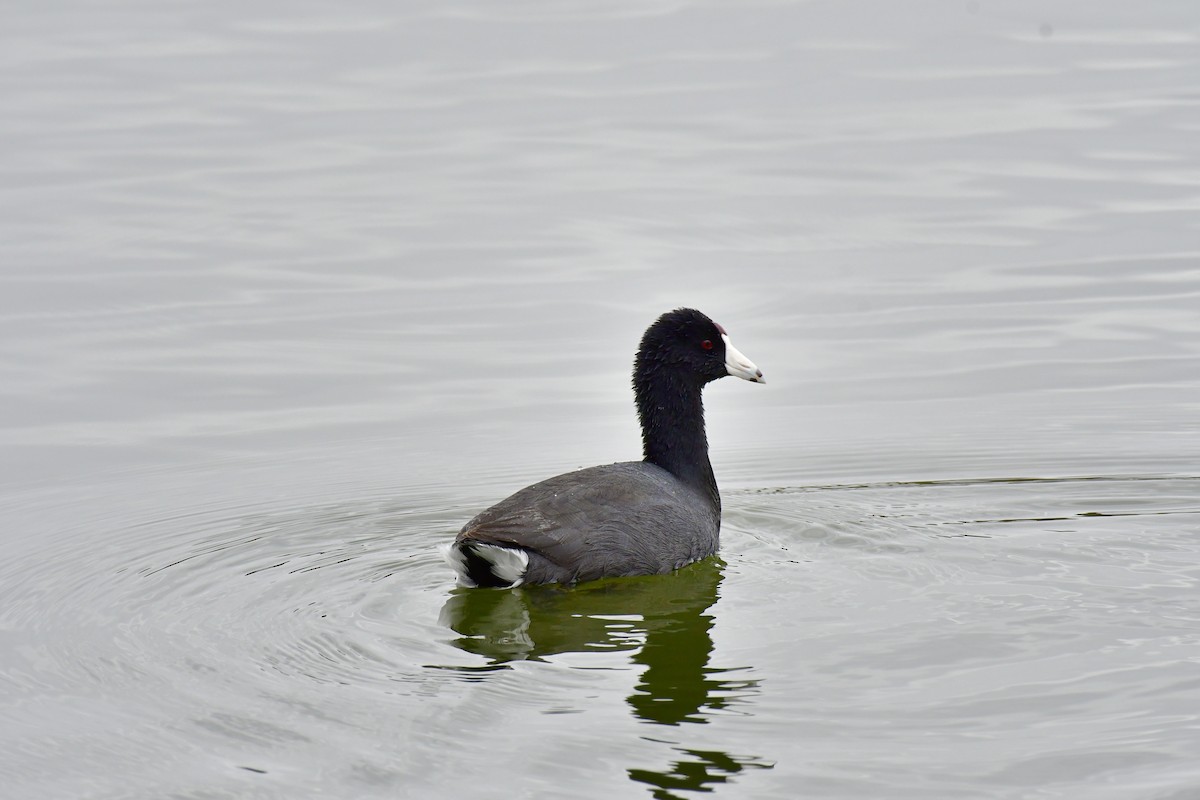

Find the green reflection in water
[[439, 559, 773, 797]]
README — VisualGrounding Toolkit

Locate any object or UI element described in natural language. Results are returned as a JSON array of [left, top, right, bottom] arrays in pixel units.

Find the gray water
[[2, 1, 1199, 798]]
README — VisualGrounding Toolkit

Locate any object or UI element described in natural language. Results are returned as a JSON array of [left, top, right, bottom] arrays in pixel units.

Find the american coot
[[445, 308, 764, 588]]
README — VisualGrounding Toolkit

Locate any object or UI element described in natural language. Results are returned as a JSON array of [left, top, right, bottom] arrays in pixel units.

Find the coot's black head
[[635, 308, 765, 387]]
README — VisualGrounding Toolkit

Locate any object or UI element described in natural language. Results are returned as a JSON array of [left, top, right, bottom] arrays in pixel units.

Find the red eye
[[701, 340, 714, 350]]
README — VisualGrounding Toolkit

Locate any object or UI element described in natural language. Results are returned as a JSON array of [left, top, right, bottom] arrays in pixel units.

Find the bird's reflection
[[439, 559, 772, 798]]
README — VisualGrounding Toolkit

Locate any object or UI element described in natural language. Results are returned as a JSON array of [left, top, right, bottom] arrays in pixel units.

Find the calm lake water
[[2, 1, 1198, 798]]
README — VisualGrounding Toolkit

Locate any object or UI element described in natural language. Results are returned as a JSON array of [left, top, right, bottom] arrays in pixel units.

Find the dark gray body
[[456, 461, 720, 585]]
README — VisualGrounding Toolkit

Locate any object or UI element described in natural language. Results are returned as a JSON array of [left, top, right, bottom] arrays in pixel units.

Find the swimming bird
[[445, 308, 764, 588]]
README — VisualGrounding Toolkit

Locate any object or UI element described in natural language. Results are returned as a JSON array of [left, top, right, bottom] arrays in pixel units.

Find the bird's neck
[[635, 372, 719, 506]]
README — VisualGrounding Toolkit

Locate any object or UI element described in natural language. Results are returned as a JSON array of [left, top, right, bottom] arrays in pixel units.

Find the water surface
[[2, 1, 1198, 798]]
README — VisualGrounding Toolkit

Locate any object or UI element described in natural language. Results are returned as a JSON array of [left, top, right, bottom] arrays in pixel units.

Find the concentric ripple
[[4, 467, 1197, 798]]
